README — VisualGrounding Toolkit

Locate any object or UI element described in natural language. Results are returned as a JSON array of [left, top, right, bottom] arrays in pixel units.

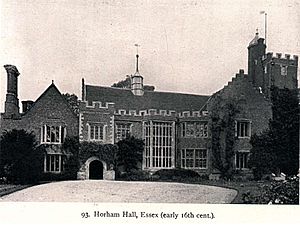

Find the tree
[[111, 76, 155, 91], [116, 136, 144, 173], [112, 75, 131, 89], [61, 136, 80, 180], [210, 95, 239, 180], [248, 131, 277, 179], [269, 87, 299, 175], [0, 129, 44, 184], [62, 93, 79, 115], [249, 87, 299, 178]]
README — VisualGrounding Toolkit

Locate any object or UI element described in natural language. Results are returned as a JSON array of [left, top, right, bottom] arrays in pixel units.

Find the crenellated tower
[[247, 31, 298, 98], [262, 53, 298, 97]]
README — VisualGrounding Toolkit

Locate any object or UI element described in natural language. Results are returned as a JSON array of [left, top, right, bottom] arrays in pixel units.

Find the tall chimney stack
[[3, 65, 20, 118]]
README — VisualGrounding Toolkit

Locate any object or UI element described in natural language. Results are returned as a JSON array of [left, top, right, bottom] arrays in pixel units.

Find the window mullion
[[44, 125, 47, 143], [59, 126, 62, 143], [193, 149, 195, 168], [59, 155, 62, 172]]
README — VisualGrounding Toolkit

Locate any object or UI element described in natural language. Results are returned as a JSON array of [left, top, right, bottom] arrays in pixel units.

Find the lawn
[[193, 179, 271, 204], [0, 184, 31, 197], [146, 178, 271, 204]]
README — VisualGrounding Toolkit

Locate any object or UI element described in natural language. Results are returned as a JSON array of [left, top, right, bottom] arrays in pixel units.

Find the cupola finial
[[134, 44, 140, 72]]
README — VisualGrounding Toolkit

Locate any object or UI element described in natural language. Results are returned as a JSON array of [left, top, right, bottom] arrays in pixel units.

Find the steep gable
[[208, 70, 272, 136], [23, 83, 77, 119]]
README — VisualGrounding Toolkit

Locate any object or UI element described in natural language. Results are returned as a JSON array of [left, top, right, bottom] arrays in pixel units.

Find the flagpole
[[265, 12, 267, 46]]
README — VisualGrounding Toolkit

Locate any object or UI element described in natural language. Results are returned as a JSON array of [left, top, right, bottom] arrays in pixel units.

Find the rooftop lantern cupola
[[131, 51, 144, 96], [248, 31, 260, 47]]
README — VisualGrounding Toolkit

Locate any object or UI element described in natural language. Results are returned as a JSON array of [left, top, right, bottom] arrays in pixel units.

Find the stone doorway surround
[[77, 156, 115, 180]]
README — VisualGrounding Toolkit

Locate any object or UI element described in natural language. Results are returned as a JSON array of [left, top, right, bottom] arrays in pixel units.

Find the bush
[[62, 136, 80, 180], [242, 176, 299, 204], [79, 142, 117, 167], [117, 170, 150, 181], [0, 129, 44, 184], [116, 136, 144, 173], [249, 88, 299, 178], [153, 169, 200, 181]]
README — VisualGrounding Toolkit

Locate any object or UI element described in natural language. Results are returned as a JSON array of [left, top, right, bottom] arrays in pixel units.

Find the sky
[[0, 0, 299, 112]]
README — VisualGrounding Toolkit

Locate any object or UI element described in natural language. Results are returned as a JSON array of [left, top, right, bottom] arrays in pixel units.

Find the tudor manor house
[[0, 32, 298, 180]]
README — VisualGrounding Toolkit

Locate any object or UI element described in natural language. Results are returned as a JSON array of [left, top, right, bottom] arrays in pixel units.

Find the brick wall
[[207, 71, 272, 174]]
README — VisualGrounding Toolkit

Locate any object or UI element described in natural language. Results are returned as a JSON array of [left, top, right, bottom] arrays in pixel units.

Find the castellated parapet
[[264, 52, 298, 66], [113, 108, 208, 118]]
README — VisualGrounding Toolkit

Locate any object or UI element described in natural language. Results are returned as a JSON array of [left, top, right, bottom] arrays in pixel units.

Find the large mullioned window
[[181, 149, 207, 169], [181, 121, 208, 138], [41, 125, 66, 144], [144, 121, 174, 169]]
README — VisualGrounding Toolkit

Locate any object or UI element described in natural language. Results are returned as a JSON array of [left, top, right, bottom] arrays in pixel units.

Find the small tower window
[[264, 65, 267, 74], [281, 65, 288, 76]]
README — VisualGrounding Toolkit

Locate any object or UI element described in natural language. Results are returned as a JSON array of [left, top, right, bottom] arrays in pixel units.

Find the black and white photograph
[[0, 0, 299, 224]]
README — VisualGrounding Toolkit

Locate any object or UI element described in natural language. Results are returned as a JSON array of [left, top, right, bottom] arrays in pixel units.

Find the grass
[[192, 179, 271, 204], [144, 177, 271, 204], [0, 184, 31, 197]]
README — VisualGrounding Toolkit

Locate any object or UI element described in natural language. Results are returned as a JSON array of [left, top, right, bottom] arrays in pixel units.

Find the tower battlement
[[263, 52, 298, 65]]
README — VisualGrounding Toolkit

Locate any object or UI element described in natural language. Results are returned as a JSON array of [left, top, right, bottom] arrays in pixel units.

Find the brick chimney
[[3, 65, 20, 118]]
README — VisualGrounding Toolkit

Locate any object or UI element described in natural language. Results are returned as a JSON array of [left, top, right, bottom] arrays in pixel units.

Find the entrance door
[[89, 160, 103, 179]]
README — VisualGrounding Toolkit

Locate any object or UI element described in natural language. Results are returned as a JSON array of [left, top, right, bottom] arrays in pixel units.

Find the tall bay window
[[41, 125, 66, 144], [144, 121, 174, 169]]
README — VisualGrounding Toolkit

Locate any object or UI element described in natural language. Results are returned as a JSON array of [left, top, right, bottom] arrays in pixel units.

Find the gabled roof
[[22, 83, 77, 117], [85, 85, 210, 112]]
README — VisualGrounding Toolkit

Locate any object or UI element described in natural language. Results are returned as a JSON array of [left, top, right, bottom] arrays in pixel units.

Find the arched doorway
[[89, 160, 103, 179]]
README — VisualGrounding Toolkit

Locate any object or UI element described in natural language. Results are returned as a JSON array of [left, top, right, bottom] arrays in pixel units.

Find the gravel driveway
[[0, 180, 237, 203]]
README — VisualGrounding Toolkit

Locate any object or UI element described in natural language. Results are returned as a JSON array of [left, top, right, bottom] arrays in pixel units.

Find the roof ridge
[[86, 84, 210, 97]]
